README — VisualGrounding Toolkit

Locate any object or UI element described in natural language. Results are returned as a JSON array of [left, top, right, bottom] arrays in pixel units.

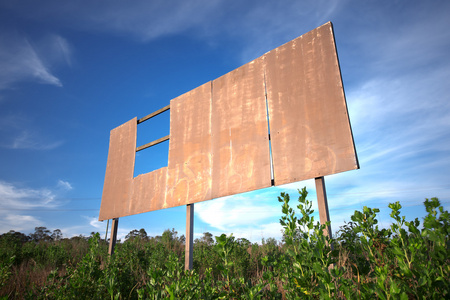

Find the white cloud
[[89, 217, 103, 229], [60, 216, 132, 241], [57, 180, 73, 191], [0, 180, 58, 210], [195, 193, 279, 232], [0, 214, 43, 233], [0, 181, 64, 234], [1, 1, 343, 61], [0, 114, 64, 150], [0, 34, 63, 90], [9, 131, 64, 150], [2, 1, 225, 42], [51, 35, 72, 67]]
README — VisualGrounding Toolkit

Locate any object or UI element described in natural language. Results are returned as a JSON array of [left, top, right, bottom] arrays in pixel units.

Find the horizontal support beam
[[137, 104, 170, 124], [136, 135, 170, 152]]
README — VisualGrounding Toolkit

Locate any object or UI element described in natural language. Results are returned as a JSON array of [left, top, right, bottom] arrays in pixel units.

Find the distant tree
[[201, 232, 214, 246], [30, 227, 51, 242], [125, 228, 148, 242], [237, 237, 251, 248], [0, 230, 29, 243], [51, 229, 63, 241], [161, 228, 177, 246], [262, 237, 278, 247], [138, 228, 148, 239], [160, 228, 185, 253], [125, 229, 139, 241]]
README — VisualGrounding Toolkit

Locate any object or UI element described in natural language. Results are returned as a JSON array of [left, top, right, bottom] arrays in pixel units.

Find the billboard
[[99, 22, 359, 221]]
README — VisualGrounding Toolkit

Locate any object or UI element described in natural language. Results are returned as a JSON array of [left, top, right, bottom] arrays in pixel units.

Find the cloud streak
[[0, 33, 63, 90], [0, 181, 58, 210], [1, 1, 343, 61], [0, 114, 64, 150], [57, 180, 73, 191], [196, 192, 280, 232], [0, 180, 65, 233]]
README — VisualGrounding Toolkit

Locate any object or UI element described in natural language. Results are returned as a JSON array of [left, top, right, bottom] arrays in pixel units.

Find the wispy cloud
[[50, 35, 73, 67], [0, 181, 58, 210], [196, 192, 280, 233], [0, 114, 64, 150], [358, 3, 450, 77], [0, 214, 43, 233], [1, 1, 342, 60], [0, 180, 62, 233], [9, 131, 64, 150], [2, 1, 225, 41], [59, 217, 131, 241], [57, 180, 73, 191], [0, 33, 64, 90]]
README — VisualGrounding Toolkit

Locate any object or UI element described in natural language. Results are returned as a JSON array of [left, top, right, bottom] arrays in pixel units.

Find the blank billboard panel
[[166, 82, 213, 206], [131, 167, 167, 213], [99, 118, 137, 220], [265, 22, 359, 185], [211, 57, 272, 199], [99, 22, 359, 221]]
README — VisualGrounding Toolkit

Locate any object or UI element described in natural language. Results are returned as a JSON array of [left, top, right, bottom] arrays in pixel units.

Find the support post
[[105, 219, 109, 242], [185, 204, 194, 270], [108, 218, 119, 255], [315, 177, 332, 238]]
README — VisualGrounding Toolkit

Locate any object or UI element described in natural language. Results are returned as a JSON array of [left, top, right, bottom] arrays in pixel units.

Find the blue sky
[[1, 1, 449, 243]]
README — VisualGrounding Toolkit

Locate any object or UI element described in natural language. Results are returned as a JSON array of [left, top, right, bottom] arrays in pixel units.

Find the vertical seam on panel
[[263, 60, 275, 186]]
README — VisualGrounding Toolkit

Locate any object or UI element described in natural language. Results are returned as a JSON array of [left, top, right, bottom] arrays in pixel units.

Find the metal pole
[[315, 177, 332, 238], [108, 218, 119, 255], [185, 204, 194, 270]]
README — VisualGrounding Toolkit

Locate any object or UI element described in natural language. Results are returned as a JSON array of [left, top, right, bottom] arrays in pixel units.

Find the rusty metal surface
[[99, 22, 359, 220], [131, 167, 167, 213], [211, 57, 272, 198], [99, 118, 137, 221], [265, 22, 359, 186], [166, 82, 212, 206]]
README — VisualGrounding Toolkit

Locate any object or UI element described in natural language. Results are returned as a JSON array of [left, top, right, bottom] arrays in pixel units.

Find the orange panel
[[166, 83, 212, 206], [99, 118, 137, 220], [265, 22, 359, 186], [211, 57, 272, 198], [131, 167, 167, 213]]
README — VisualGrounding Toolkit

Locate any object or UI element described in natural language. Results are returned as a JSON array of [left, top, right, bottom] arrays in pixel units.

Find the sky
[[1, 0, 449, 243]]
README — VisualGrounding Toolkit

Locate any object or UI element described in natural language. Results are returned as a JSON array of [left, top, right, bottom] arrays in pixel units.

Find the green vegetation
[[1, 189, 449, 299]]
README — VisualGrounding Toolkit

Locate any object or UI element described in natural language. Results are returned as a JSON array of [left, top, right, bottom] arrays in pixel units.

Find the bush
[[0, 189, 448, 299]]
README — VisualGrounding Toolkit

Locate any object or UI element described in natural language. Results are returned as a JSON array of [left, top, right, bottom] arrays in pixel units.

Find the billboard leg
[[108, 218, 119, 255], [105, 219, 109, 242], [315, 177, 332, 238], [185, 204, 194, 270]]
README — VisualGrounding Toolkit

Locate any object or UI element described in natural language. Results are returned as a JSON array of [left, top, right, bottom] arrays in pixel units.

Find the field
[[1, 188, 449, 299]]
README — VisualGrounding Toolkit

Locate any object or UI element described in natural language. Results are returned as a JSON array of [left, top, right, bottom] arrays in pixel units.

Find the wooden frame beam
[[136, 135, 170, 152], [137, 104, 170, 124]]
